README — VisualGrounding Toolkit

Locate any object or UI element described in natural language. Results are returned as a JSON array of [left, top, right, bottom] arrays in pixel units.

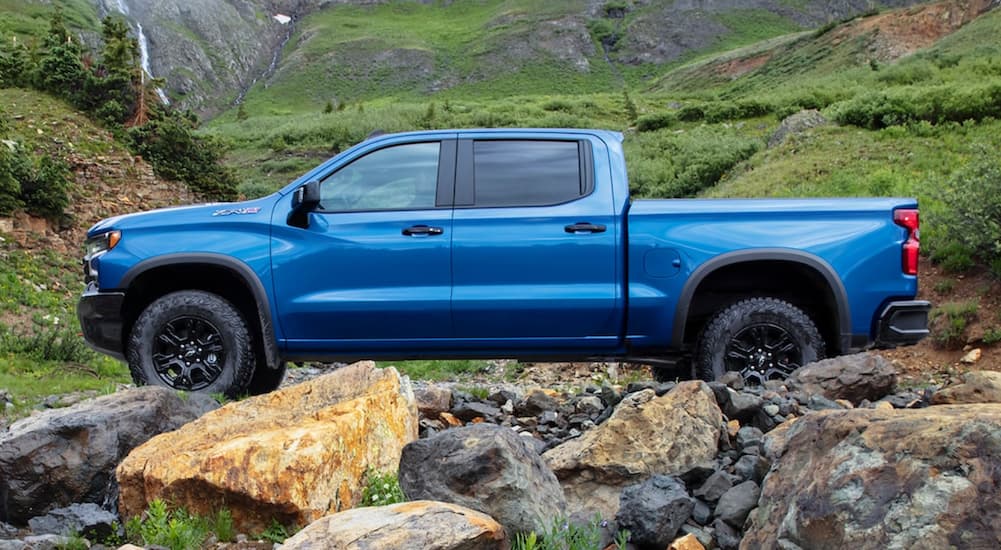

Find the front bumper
[[874, 300, 931, 347], [77, 286, 126, 360]]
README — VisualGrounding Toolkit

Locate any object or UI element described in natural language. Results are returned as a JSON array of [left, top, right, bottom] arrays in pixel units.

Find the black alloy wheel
[[723, 323, 802, 385], [696, 297, 825, 384], [127, 290, 255, 397], [151, 316, 226, 391]]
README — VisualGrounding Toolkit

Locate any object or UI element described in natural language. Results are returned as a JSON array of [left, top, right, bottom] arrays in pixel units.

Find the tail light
[[894, 208, 920, 276]]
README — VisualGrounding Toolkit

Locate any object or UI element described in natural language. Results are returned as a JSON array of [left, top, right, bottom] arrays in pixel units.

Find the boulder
[[615, 475, 694, 548], [0, 386, 217, 524], [931, 370, 1001, 405], [279, 501, 507, 550], [743, 405, 1001, 549], [767, 109, 828, 148], [787, 353, 897, 405], [116, 362, 418, 533], [398, 423, 565, 535], [543, 381, 721, 518]]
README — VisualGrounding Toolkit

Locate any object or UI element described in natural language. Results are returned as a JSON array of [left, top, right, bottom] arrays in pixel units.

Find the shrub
[[676, 104, 705, 122], [360, 469, 406, 507], [511, 516, 629, 550], [635, 112, 676, 132], [128, 112, 239, 201], [927, 152, 1001, 275], [125, 500, 207, 550], [930, 301, 978, 349], [0, 144, 28, 215], [20, 155, 71, 220]]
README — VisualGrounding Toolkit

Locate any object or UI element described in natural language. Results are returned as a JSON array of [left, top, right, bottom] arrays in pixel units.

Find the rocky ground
[[3, 353, 1001, 549]]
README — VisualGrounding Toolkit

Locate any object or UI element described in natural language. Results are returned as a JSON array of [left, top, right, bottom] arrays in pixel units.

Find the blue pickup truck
[[78, 129, 930, 396]]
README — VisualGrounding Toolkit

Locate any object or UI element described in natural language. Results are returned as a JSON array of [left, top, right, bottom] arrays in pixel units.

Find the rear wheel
[[695, 297, 824, 385], [127, 290, 255, 397]]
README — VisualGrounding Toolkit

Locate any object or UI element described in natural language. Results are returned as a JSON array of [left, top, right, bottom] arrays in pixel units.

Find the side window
[[473, 140, 583, 207], [320, 142, 441, 211]]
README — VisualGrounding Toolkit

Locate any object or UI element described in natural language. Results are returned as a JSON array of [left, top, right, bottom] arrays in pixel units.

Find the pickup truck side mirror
[[287, 180, 321, 228]]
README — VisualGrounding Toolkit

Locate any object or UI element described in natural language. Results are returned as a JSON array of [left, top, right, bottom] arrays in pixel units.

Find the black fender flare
[[671, 248, 852, 352], [119, 253, 281, 371]]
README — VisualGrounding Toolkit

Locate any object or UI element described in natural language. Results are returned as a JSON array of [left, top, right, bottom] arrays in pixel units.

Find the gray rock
[[515, 390, 559, 417], [0, 540, 25, 550], [734, 454, 770, 484], [718, 371, 744, 390], [808, 394, 845, 411], [788, 353, 897, 405], [735, 426, 764, 453], [692, 499, 713, 525], [768, 109, 828, 148], [725, 390, 763, 423], [27, 503, 117, 539], [539, 410, 559, 425], [0, 386, 217, 524], [573, 395, 604, 415], [399, 423, 566, 535], [654, 382, 676, 396], [452, 401, 501, 422], [694, 470, 734, 502], [626, 381, 657, 394], [715, 480, 760, 528], [615, 475, 694, 548], [713, 518, 742, 550], [19, 534, 71, 550], [762, 404, 780, 416]]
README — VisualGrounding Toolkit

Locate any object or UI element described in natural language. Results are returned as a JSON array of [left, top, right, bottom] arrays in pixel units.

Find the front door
[[272, 139, 456, 353]]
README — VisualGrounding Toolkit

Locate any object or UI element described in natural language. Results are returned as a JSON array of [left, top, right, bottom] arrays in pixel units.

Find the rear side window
[[473, 140, 584, 207]]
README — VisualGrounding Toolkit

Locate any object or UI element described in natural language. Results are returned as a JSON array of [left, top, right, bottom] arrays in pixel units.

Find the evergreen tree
[[83, 16, 141, 125], [0, 35, 33, 88], [35, 9, 87, 101]]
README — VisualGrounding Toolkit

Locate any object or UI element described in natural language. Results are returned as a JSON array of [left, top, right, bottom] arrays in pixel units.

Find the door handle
[[402, 225, 444, 236], [564, 222, 606, 234]]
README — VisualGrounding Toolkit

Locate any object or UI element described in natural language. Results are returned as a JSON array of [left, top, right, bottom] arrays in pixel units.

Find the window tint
[[320, 142, 440, 211], [473, 140, 582, 207]]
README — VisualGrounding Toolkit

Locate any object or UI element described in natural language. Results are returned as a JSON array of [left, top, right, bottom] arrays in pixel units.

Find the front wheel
[[127, 290, 255, 397], [695, 297, 825, 385]]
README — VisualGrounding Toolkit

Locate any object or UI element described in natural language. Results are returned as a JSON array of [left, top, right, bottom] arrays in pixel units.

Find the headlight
[[85, 230, 121, 258]]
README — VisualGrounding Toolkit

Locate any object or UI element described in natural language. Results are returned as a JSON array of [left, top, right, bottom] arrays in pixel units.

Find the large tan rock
[[116, 362, 418, 533], [743, 405, 1001, 549], [931, 370, 1001, 405], [279, 500, 507, 550], [543, 381, 721, 518]]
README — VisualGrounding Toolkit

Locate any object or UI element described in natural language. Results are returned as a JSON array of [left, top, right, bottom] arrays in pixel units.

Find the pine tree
[[35, 9, 88, 100], [0, 35, 33, 88], [83, 15, 142, 125]]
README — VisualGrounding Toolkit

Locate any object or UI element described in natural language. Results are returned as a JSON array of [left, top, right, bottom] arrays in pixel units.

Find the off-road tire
[[246, 361, 287, 395], [695, 297, 825, 384], [127, 290, 255, 397]]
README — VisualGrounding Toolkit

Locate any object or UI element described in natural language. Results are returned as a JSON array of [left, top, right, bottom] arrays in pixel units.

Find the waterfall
[[109, 0, 170, 104]]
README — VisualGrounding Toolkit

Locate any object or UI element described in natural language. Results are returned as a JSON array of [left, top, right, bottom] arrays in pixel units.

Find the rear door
[[450, 132, 621, 351]]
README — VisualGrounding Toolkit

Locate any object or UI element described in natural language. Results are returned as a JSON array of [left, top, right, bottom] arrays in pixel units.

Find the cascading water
[[109, 0, 170, 104]]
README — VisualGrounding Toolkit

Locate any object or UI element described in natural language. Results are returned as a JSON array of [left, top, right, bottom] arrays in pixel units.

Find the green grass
[[0, 355, 127, 417], [0, 0, 100, 41], [377, 360, 490, 381]]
